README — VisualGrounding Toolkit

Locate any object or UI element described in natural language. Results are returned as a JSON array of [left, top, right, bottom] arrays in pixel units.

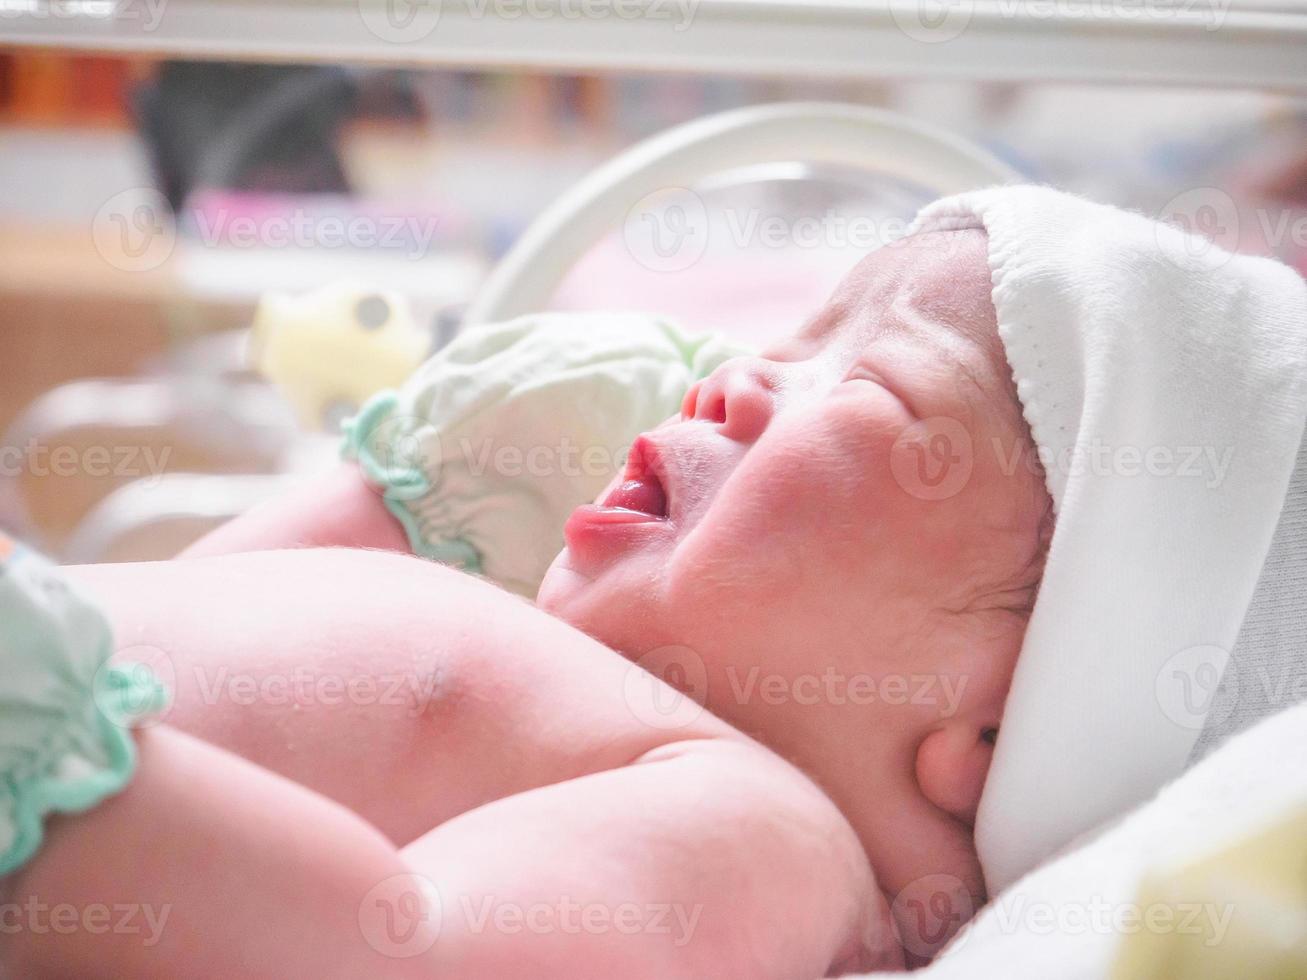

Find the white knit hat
[[909, 185, 1307, 894]]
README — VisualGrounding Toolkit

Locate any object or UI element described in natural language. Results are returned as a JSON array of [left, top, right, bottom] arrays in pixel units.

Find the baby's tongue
[[603, 478, 667, 518]]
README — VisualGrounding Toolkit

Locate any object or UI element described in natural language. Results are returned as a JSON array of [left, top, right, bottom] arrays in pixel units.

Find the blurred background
[[1, 48, 1305, 562]]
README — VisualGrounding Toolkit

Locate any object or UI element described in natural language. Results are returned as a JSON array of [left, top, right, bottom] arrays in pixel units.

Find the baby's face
[[540, 229, 1050, 949]]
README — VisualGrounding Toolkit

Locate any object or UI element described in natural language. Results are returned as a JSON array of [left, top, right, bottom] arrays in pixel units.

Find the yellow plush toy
[[249, 281, 432, 432], [1111, 804, 1307, 979]]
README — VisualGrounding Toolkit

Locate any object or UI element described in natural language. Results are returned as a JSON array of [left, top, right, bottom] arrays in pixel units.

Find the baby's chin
[[536, 545, 664, 660], [535, 548, 585, 614], [536, 547, 621, 631]]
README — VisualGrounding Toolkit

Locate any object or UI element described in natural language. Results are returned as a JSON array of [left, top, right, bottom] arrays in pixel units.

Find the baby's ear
[[914, 723, 998, 826]]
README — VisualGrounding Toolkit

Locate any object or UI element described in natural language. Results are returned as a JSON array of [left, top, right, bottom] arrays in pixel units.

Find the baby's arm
[[184, 314, 747, 578], [180, 462, 409, 558], [402, 737, 902, 978], [3, 731, 895, 979], [57, 549, 899, 976], [1, 725, 435, 980]]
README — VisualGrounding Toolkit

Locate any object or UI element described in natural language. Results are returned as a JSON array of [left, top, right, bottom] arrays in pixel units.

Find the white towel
[[908, 185, 1307, 894]]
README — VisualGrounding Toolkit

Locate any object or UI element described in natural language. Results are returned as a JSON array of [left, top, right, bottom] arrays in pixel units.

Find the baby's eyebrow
[[925, 329, 1016, 426], [940, 343, 988, 399], [870, 309, 1006, 429]]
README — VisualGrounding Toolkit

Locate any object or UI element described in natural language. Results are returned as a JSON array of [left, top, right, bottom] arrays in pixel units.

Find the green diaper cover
[[0, 534, 166, 876]]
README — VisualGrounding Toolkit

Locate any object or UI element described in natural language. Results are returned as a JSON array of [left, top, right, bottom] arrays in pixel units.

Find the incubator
[[0, 3, 1305, 975]]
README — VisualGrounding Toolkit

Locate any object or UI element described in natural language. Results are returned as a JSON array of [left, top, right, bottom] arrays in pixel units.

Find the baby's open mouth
[[563, 435, 674, 553], [602, 479, 668, 518], [600, 436, 669, 519]]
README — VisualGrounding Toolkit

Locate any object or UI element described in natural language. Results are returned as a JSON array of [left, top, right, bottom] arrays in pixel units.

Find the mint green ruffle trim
[[340, 389, 483, 573], [0, 664, 168, 877]]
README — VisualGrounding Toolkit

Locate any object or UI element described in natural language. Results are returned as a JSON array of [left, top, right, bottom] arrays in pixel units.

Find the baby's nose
[[682, 358, 776, 443]]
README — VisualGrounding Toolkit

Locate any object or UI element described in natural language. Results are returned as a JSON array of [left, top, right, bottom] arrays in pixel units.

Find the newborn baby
[[4, 225, 1040, 979], [7, 186, 1302, 979]]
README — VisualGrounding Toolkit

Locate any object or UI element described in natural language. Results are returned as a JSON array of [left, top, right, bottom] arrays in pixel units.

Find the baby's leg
[[1, 725, 435, 979]]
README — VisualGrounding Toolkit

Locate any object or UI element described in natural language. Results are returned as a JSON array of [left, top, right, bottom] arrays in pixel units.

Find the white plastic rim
[[465, 101, 1020, 325]]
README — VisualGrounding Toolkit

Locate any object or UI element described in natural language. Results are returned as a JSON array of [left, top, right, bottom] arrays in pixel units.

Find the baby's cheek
[[741, 451, 872, 557], [795, 418, 914, 533], [884, 415, 980, 506], [808, 448, 990, 598], [734, 432, 911, 577]]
